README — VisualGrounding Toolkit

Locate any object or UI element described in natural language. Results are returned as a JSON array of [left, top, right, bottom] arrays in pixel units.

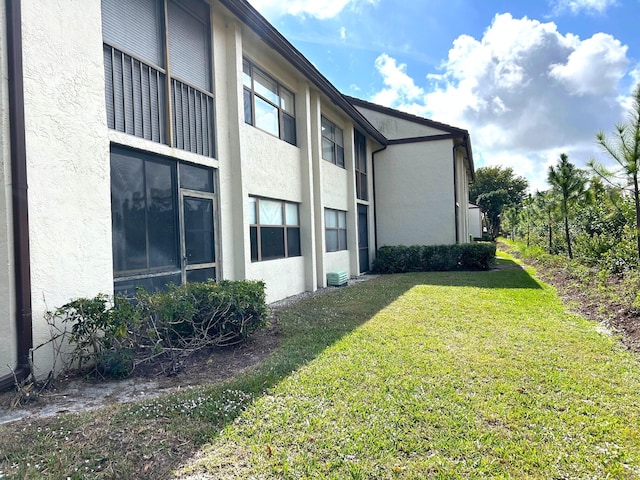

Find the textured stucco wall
[[354, 106, 448, 140], [0, 0, 17, 378], [375, 141, 455, 247], [21, 0, 113, 377]]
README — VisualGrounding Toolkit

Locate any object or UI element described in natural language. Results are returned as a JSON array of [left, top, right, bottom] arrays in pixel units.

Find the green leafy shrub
[[372, 243, 496, 274], [45, 280, 267, 378]]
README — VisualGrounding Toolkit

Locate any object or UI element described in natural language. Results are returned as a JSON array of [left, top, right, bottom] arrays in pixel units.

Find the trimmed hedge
[[372, 243, 496, 274]]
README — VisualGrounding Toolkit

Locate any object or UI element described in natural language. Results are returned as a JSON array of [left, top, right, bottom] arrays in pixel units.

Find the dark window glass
[[111, 147, 216, 292], [180, 163, 214, 192], [186, 267, 216, 283], [260, 227, 285, 260], [355, 130, 368, 200], [114, 272, 182, 296], [184, 197, 214, 264], [111, 154, 146, 272], [337, 146, 345, 168], [287, 228, 301, 257], [250, 226, 258, 262], [146, 161, 178, 269], [282, 113, 296, 145], [111, 151, 178, 272]]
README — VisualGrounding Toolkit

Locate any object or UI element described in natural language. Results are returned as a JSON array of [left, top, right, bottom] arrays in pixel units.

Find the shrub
[[372, 243, 496, 274], [45, 280, 267, 379]]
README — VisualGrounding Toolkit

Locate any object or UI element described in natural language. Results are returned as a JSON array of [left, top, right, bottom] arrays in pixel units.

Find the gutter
[[0, 0, 33, 391]]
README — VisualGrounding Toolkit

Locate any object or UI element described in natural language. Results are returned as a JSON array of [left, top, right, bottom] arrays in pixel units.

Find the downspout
[[0, 0, 33, 391], [371, 144, 387, 253], [452, 143, 460, 244]]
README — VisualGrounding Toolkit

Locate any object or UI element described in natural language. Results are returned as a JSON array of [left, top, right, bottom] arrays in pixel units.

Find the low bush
[[45, 280, 267, 378], [372, 242, 496, 274]]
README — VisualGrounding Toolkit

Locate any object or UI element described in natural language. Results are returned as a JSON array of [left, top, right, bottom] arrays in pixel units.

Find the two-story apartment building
[[0, 0, 474, 386]]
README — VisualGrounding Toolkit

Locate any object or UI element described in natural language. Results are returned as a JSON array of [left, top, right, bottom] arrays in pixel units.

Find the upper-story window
[[355, 130, 368, 200], [243, 59, 296, 145], [101, 0, 215, 158], [321, 116, 344, 168]]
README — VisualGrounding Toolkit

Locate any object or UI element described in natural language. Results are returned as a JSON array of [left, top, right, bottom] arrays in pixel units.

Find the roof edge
[[346, 95, 469, 135]]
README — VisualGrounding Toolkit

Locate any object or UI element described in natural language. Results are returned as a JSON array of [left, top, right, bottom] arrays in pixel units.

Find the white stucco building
[[0, 0, 474, 386]]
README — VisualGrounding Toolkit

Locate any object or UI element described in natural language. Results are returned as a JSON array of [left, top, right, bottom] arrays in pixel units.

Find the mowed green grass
[[2, 254, 640, 479], [181, 256, 640, 479]]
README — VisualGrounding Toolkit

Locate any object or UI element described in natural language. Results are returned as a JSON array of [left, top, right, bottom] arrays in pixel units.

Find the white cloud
[[248, 0, 376, 20], [550, 0, 617, 15], [549, 33, 628, 95], [340, 27, 347, 40], [369, 13, 633, 191], [370, 54, 424, 107]]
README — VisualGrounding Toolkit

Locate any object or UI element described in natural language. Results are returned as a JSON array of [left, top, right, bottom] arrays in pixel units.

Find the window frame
[[111, 146, 218, 294], [243, 58, 297, 145], [325, 208, 348, 252], [355, 129, 368, 201], [321, 115, 345, 168], [249, 196, 302, 262]]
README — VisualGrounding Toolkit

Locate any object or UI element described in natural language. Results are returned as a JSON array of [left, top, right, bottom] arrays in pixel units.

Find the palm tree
[[547, 153, 586, 259], [589, 83, 640, 264]]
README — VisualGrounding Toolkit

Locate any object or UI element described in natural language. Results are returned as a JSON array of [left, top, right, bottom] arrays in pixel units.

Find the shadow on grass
[[399, 257, 543, 290], [20, 264, 544, 478]]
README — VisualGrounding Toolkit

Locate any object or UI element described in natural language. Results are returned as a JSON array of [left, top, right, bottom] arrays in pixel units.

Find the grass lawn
[[2, 253, 640, 478]]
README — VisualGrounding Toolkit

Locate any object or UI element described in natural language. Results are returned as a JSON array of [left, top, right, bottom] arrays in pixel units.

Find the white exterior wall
[[468, 205, 482, 239], [238, 30, 312, 302], [21, 0, 113, 377], [353, 107, 445, 139], [375, 141, 455, 246], [0, 1, 17, 378], [455, 148, 471, 243]]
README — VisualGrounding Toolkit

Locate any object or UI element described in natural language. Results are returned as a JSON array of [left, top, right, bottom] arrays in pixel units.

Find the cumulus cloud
[[370, 13, 632, 190], [550, 0, 618, 15], [248, 0, 376, 20]]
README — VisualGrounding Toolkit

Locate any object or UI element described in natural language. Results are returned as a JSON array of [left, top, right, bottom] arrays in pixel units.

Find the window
[[355, 130, 368, 200], [243, 59, 296, 145], [321, 116, 344, 167], [248, 197, 301, 261], [102, 0, 215, 157], [111, 147, 217, 294], [325, 209, 347, 252]]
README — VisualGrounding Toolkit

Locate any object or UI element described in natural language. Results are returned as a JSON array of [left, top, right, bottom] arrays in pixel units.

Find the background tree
[[589, 83, 640, 263], [469, 166, 529, 239], [547, 153, 587, 259], [534, 190, 558, 254]]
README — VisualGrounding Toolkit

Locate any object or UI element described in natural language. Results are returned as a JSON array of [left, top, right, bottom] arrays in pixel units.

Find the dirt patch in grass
[[0, 280, 370, 424], [0, 317, 281, 425]]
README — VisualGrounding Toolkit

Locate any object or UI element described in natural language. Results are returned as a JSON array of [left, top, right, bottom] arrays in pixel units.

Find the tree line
[[471, 84, 640, 273]]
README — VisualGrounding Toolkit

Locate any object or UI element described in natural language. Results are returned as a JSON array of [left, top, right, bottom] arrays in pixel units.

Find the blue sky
[[247, 0, 640, 191]]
